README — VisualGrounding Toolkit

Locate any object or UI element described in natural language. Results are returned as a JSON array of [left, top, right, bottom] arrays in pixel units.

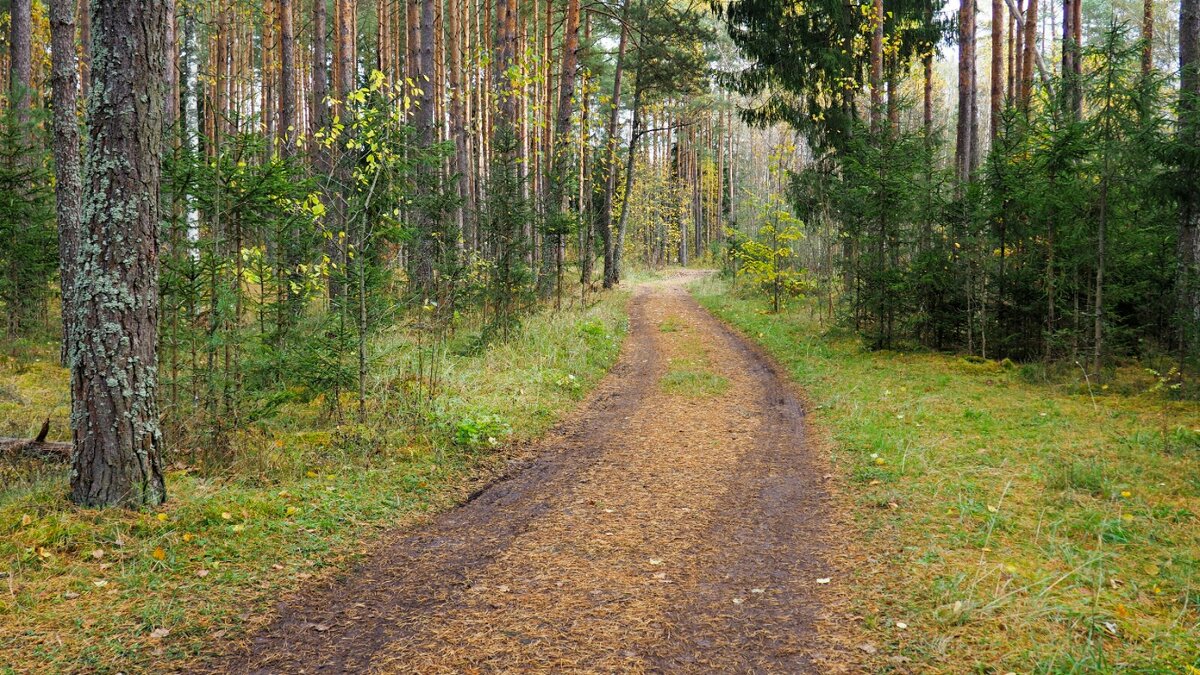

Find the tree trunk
[[923, 54, 933, 141], [955, 0, 975, 182], [869, 0, 883, 134], [538, 0, 581, 297], [70, 0, 169, 508], [411, 0, 438, 293], [311, 0, 329, 153], [599, 0, 632, 289], [1021, 0, 1038, 109], [50, 0, 83, 365], [279, 0, 296, 153], [1141, 0, 1153, 76], [9, 0, 32, 121], [991, 0, 1004, 143], [78, 0, 91, 100], [1179, 0, 1200, 352], [613, 84, 643, 286]]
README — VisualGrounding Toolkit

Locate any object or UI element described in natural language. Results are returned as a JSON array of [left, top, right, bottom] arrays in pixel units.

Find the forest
[[0, 0, 1197, 669]]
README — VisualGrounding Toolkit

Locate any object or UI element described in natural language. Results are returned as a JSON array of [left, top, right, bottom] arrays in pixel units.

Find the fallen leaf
[[156, 513, 168, 522], [221, 512, 233, 520], [1143, 563, 1160, 577], [896, 622, 908, 629], [648, 559, 663, 566], [857, 643, 878, 654], [196, 569, 209, 578], [732, 598, 743, 605], [152, 547, 166, 561], [313, 624, 330, 632], [90, 549, 105, 560], [92, 579, 108, 588], [149, 627, 170, 639], [751, 588, 765, 594], [63, 591, 80, 599], [816, 578, 831, 584], [986, 505, 998, 513], [20, 514, 32, 526]]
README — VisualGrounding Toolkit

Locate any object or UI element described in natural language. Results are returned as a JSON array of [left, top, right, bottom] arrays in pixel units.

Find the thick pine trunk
[[50, 0, 83, 365], [70, 0, 169, 508]]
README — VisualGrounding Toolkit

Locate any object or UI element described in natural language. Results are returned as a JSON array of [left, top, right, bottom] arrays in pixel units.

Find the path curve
[[205, 273, 843, 674]]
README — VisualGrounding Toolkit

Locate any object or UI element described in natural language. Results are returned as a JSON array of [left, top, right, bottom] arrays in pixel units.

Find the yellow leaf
[[221, 512, 232, 520], [157, 513, 168, 522], [152, 547, 166, 561], [286, 506, 299, 516], [1120, 490, 1132, 498], [231, 524, 246, 533], [987, 505, 998, 513], [20, 514, 32, 526], [1143, 563, 1160, 577], [182, 533, 193, 543], [306, 471, 318, 478]]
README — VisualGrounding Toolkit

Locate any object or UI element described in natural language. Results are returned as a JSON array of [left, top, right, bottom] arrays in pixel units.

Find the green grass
[[659, 363, 730, 397], [0, 292, 629, 674], [691, 276, 1200, 673]]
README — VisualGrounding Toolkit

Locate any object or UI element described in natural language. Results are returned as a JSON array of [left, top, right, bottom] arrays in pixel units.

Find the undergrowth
[[692, 275, 1200, 673], [0, 291, 629, 673]]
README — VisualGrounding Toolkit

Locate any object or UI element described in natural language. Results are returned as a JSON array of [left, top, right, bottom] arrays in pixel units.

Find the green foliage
[[452, 414, 513, 449], [0, 108, 55, 338]]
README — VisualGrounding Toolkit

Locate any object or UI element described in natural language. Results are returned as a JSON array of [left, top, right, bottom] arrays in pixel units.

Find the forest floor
[[694, 275, 1200, 672], [1, 286, 630, 672], [201, 271, 858, 673]]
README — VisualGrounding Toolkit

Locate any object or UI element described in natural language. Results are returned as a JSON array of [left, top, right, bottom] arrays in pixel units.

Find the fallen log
[[0, 418, 71, 460]]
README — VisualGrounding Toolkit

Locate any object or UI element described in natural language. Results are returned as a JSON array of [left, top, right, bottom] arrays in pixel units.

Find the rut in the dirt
[[204, 275, 842, 674]]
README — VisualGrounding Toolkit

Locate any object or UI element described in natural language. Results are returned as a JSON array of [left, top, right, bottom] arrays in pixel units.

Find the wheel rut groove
[[202, 275, 842, 674]]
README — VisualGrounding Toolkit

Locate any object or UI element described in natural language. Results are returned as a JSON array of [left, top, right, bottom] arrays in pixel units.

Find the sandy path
[[206, 274, 842, 674]]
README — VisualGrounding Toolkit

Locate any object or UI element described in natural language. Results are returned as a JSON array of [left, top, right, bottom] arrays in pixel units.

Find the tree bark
[[1021, 0, 1038, 109], [538, 0, 581, 297], [70, 0, 169, 508], [412, 0, 438, 293], [279, 0, 296, 153], [1179, 0, 1200, 351], [1141, 0, 1153, 76], [991, 0, 1004, 143], [599, 0, 632, 289], [869, 0, 883, 134], [50, 0, 83, 365], [9, 0, 32, 121], [311, 0, 329, 145], [613, 84, 643, 286], [955, 0, 976, 182]]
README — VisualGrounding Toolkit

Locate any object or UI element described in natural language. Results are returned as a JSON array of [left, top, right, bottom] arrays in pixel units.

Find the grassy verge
[[0, 291, 629, 674], [692, 275, 1200, 673]]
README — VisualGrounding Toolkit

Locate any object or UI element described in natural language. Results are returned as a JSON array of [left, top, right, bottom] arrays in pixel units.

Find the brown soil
[[202, 273, 851, 674]]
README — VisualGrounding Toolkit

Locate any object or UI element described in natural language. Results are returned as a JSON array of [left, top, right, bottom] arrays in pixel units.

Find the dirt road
[[208, 274, 845, 673]]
